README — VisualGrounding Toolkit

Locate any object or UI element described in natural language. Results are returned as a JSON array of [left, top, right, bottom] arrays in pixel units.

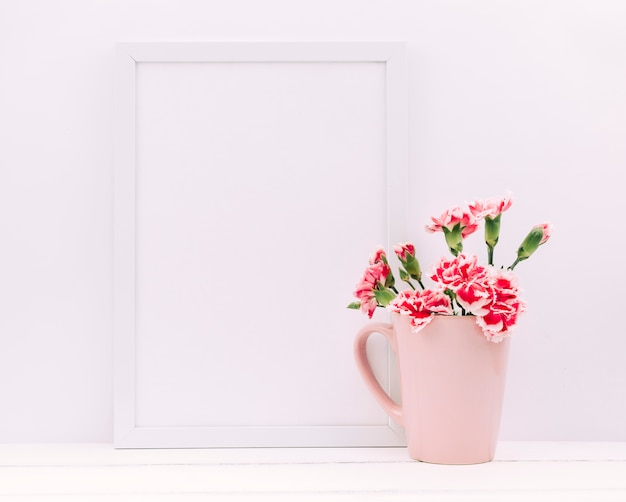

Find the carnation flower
[[536, 222, 553, 245], [353, 261, 393, 318], [476, 270, 527, 342], [510, 222, 554, 270], [468, 192, 513, 265], [468, 192, 513, 220], [426, 206, 478, 237], [426, 206, 478, 256], [393, 243, 415, 262], [388, 289, 452, 331], [455, 274, 493, 316], [393, 242, 423, 287], [369, 246, 388, 265], [348, 192, 551, 341], [430, 254, 486, 290], [353, 284, 378, 318]]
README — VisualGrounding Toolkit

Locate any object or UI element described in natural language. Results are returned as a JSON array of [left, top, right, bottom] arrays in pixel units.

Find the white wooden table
[[1, 442, 625, 501]]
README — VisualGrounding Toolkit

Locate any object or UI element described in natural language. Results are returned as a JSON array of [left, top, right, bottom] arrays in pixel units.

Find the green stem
[[488, 246, 494, 266], [508, 258, 521, 270], [453, 298, 465, 315], [391, 286, 399, 294], [417, 278, 425, 290]]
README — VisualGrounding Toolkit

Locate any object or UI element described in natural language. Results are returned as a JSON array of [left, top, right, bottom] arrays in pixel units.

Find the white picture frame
[[114, 42, 408, 448]]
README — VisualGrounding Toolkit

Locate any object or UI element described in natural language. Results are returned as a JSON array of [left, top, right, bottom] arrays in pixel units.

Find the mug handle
[[354, 322, 403, 426]]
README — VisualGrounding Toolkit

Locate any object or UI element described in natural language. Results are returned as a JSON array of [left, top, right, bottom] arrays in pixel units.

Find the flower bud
[[394, 242, 422, 281], [516, 227, 543, 260], [509, 222, 553, 269], [369, 246, 388, 265], [535, 222, 553, 245], [517, 223, 552, 259], [404, 254, 422, 281]]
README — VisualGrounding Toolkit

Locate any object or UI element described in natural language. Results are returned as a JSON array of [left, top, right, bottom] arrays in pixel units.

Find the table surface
[[1, 442, 625, 501]]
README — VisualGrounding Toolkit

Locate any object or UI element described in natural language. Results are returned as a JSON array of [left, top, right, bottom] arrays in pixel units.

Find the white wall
[[1, 0, 625, 442]]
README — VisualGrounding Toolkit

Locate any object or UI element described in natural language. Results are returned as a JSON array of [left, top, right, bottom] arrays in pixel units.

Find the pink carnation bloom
[[369, 246, 387, 265], [429, 254, 491, 312], [388, 289, 451, 331], [476, 270, 526, 342], [429, 256, 457, 288], [353, 261, 391, 318], [468, 192, 513, 219], [393, 242, 416, 261], [425, 205, 479, 238], [354, 285, 377, 318], [421, 289, 454, 315], [456, 279, 492, 315], [534, 222, 553, 245]]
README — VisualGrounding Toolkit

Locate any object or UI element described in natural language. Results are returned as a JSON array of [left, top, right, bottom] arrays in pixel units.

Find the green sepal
[[443, 223, 463, 256], [404, 254, 422, 280], [384, 269, 396, 289], [484, 214, 501, 248], [399, 268, 410, 282], [374, 288, 396, 307]]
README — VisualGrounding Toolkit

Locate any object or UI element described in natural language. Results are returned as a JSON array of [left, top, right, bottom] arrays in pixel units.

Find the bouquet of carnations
[[347, 193, 552, 342]]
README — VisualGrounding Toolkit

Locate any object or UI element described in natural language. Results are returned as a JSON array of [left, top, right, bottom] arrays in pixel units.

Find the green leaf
[[347, 301, 361, 310], [374, 288, 396, 307]]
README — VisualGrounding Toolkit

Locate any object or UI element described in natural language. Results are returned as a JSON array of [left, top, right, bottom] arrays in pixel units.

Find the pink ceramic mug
[[354, 313, 510, 464]]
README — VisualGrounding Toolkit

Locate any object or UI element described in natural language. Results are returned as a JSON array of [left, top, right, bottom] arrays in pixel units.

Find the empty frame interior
[[115, 43, 407, 447]]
